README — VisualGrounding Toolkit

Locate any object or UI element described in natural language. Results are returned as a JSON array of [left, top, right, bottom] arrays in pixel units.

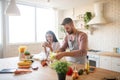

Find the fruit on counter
[[41, 60, 48, 67], [18, 60, 32, 66], [78, 69, 84, 75], [49, 52, 56, 60], [24, 60, 33, 63], [72, 70, 79, 80], [17, 60, 32, 69], [66, 67, 73, 76]]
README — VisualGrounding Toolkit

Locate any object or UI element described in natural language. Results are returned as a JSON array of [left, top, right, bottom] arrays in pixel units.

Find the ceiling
[[17, 0, 100, 10]]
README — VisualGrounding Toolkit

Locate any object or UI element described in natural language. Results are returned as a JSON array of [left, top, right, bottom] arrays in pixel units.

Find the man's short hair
[[61, 17, 73, 25]]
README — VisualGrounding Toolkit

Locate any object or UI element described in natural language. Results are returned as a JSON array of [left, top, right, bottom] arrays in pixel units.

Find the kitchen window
[[36, 8, 55, 42], [9, 4, 56, 43], [9, 4, 35, 43]]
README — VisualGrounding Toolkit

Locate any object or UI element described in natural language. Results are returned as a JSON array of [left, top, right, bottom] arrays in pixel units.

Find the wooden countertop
[[88, 51, 120, 58], [0, 57, 120, 80], [99, 52, 120, 58]]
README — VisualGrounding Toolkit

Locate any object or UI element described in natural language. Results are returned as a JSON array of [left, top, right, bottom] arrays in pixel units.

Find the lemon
[[50, 52, 56, 60]]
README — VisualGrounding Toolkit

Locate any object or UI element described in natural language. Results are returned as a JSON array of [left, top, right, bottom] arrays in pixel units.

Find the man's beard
[[67, 30, 73, 34]]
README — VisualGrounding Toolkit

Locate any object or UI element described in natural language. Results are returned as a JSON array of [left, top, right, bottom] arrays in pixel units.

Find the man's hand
[[55, 52, 64, 60], [54, 50, 60, 53]]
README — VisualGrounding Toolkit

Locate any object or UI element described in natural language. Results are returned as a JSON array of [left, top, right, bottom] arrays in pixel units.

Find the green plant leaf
[[51, 61, 71, 74], [24, 51, 30, 55], [84, 12, 92, 29]]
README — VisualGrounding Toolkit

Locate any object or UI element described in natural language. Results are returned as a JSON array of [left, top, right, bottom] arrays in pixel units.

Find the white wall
[[62, 0, 120, 52]]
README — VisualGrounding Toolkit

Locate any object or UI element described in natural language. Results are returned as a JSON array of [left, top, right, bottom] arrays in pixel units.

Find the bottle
[[18, 46, 27, 61], [85, 56, 90, 74], [72, 66, 79, 80]]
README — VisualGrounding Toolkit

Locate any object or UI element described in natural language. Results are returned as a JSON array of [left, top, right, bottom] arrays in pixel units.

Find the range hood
[[87, 2, 107, 25]]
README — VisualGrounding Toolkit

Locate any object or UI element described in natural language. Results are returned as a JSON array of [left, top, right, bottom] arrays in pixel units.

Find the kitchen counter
[[99, 52, 120, 58], [88, 51, 120, 58], [0, 57, 120, 80]]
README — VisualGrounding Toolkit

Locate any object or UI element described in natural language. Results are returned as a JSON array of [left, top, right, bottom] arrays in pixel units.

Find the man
[[55, 17, 88, 64]]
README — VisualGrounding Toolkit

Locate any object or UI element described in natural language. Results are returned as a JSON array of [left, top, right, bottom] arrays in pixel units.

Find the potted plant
[[84, 12, 92, 29], [51, 60, 70, 80]]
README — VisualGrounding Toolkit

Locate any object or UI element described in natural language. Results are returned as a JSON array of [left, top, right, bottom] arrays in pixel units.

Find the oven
[[87, 50, 101, 67], [88, 54, 100, 67]]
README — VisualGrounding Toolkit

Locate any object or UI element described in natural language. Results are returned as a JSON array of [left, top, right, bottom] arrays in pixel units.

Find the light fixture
[[72, 8, 77, 20], [72, 8, 79, 21], [5, 0, 20, 16], [87, 2, 107, 25]]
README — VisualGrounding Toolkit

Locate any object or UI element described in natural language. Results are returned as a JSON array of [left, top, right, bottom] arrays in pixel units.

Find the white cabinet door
[[111, 57, 120, 72], [100, 56, 112, 70]]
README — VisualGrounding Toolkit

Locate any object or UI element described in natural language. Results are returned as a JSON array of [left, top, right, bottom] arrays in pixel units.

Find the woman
[[42, 31, 60, 58]]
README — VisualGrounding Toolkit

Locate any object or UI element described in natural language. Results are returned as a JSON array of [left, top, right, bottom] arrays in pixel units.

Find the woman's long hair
[[45, 31, 58, 42]]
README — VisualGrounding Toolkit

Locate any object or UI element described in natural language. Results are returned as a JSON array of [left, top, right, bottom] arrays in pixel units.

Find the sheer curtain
[[0, 0, 3, 58]]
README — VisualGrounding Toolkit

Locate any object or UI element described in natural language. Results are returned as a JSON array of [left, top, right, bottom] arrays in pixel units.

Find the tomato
[[66, 67, 73, 76], [41, 60, 48, 67]]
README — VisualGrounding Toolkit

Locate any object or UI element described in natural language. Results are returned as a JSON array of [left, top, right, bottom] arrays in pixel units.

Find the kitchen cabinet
[[100, 56, 112, 70], [100, 55, 120, 72], [111, 57, 120, 72]]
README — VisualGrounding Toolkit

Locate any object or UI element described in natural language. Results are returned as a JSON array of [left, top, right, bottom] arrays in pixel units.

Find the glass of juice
[[18, 46, 27, 60]]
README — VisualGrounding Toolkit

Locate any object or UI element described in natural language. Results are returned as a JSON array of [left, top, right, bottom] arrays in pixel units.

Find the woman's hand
[[42, 42, 53, 52], [42, 42, 50, 47]]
